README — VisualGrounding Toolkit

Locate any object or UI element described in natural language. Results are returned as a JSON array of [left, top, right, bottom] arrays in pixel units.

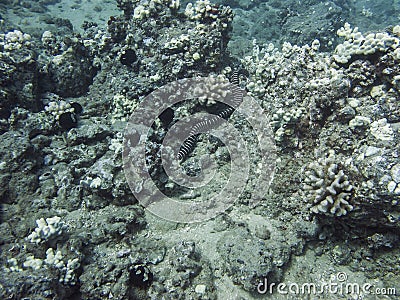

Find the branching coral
[[333, 23, 400, 64], [302, 151, 354, 217], [27, 216, 67, 244]]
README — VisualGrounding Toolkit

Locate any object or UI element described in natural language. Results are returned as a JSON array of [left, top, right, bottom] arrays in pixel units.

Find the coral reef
[[0, 0, 400, 299], [244, 23, 400, 230], [38, 32, 98, 97], [0, 29, 39, 114]]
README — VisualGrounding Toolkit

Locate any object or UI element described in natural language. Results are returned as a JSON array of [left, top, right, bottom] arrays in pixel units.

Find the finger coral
[[302, 150, 354, 217]]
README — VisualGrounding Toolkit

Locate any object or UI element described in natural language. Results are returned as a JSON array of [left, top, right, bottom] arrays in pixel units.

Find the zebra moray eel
[[177, 70, 246, 161]]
